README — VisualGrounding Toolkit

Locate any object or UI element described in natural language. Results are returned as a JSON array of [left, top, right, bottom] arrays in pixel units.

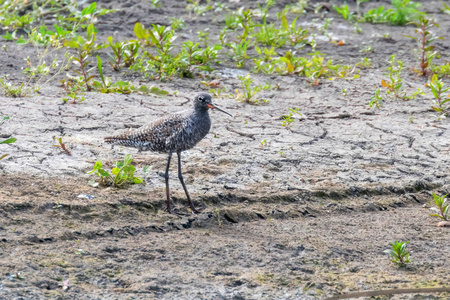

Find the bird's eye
[[199, 96, 205, 102]]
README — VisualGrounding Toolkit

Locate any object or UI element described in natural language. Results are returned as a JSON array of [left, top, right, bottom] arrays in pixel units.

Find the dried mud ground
[[0, 0, 450, 299]]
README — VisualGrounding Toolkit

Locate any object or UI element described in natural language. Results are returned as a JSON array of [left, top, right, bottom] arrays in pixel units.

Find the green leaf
[[133, 177, 143, 184], [96, 55, 104, 83], [281, 14, 288, 31], [112, 167, 121, 175], [64, 40, 80, 48], [0, 138, 16, 144], [134, 22, 149, 40], [148, 86, 169, 96], [98, 169, 110, 177], [82, 2, 97, 16]]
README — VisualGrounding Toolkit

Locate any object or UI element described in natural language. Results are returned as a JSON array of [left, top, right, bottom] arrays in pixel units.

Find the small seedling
[[381, 55, 423, 101], [282, 108, 302, 129], [61, 78, 86, 104], [369, 88, 383, 108], [227, 40, 251, 68], [443, 3, 450, 15], [197, 29, 210, 46], [426, 74, 450, 118], [133, 23, 180, 80], [364, 0, 425, 25], [186, 0, 212, 18], [88, 154, 144, 188], [150, 0, 162, 8], [235, 74, 270, 104], [429, 193, 449, 221], [260, 139, 268, 148], [0, 48, 67, 97], [64, 24, 103, 91], [386, 241, 412, 267], [333, 4, 356, 22], [53, 137, 71, 155], [0, 116, 16, 160], [107, 37, 137, 71], [170, 17, 185, 31], [236, 8, 255, 42], [405, 17, 443, 76]]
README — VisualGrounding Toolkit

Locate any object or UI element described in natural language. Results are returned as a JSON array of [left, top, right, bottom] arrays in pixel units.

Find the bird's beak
[[207, 103, 233, 117]]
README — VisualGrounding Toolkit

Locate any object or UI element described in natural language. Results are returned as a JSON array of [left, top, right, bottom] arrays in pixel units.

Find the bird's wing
[[104, 112, 187, 151]]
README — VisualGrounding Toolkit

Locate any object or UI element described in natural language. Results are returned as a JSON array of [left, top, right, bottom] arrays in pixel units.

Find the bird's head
[[193, 93, 232, 117]]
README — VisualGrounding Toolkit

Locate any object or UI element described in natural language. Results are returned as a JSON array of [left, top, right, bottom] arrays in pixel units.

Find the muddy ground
[[0, 0, 449, 299]]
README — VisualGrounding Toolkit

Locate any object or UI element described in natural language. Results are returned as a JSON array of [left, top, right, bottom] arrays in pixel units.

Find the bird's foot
[[190, 207, 200, 214], [167, 207, 190, 216]]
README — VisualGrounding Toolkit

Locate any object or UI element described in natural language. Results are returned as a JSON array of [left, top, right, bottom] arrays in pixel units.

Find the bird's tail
[[104, 135, 130, 145]]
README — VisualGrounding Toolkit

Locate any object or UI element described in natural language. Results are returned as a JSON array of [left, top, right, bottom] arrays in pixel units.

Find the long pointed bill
[[207, 103, 233, 117]]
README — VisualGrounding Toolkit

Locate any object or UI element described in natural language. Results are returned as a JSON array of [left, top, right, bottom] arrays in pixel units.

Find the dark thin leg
[[165, 152, 172, 213], [177, 151, 199, 214]]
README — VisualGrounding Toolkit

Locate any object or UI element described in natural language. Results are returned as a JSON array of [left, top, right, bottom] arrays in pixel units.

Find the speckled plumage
[[104, 93, 232, 214], [104, 107, 211, 153]]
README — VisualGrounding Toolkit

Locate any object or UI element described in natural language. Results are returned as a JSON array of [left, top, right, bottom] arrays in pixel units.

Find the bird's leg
[[177, 151, 199, 214], [165, 152, 173, 213]]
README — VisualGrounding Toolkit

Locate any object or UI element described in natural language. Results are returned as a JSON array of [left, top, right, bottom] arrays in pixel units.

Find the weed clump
[[429, 193, 449, 221], [386, 241, 412, 267], [88, 154, 144, 188], [405, 17, 443, 76]]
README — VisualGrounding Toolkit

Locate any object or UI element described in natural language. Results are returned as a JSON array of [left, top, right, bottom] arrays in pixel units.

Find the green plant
[[381, 55, 423, 101], [387, 241, 412, 266], [150, 0, 162, 8], [64, 24, 104, 90], [253, 46, 278, 74], [282, 108, 302, 129], [253, 12, 308, 48], [426, 74, 450, 118], [235, 74, 270, 104], [369, 88, 383, 108], [170, 17, 185, 31], [224, 14, 239, 30], [0, 116, 16, 160], [0, 78, 26, 97], [429, 193, 449, 221], [333, 4, 356, 22], [107, 36, 130, 71], [356, 0, 370, 18], [236, 8, 255, 42], [58, 2, 115, 33], [406, 17, 442, 76], [61, 78, 86, 103], [106, 36, 140, 71], [133, 23, 179, 80], [0, 47, 67, 97], [197, 29, 210, 46], [364, 0, 425, 25], [356, 57, 372, 69], [254, 22, 286, 47], [92, 55, 164, 95], [186, 0, 212, 18], [23, 55, 56, 79], [431, 63, 450, 78], [227, 40, 251, 68], [53, 137, 71, 155], [275, 51, 352, 84], [88, 154, 144, 188], [443, 3, 450, 15]]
